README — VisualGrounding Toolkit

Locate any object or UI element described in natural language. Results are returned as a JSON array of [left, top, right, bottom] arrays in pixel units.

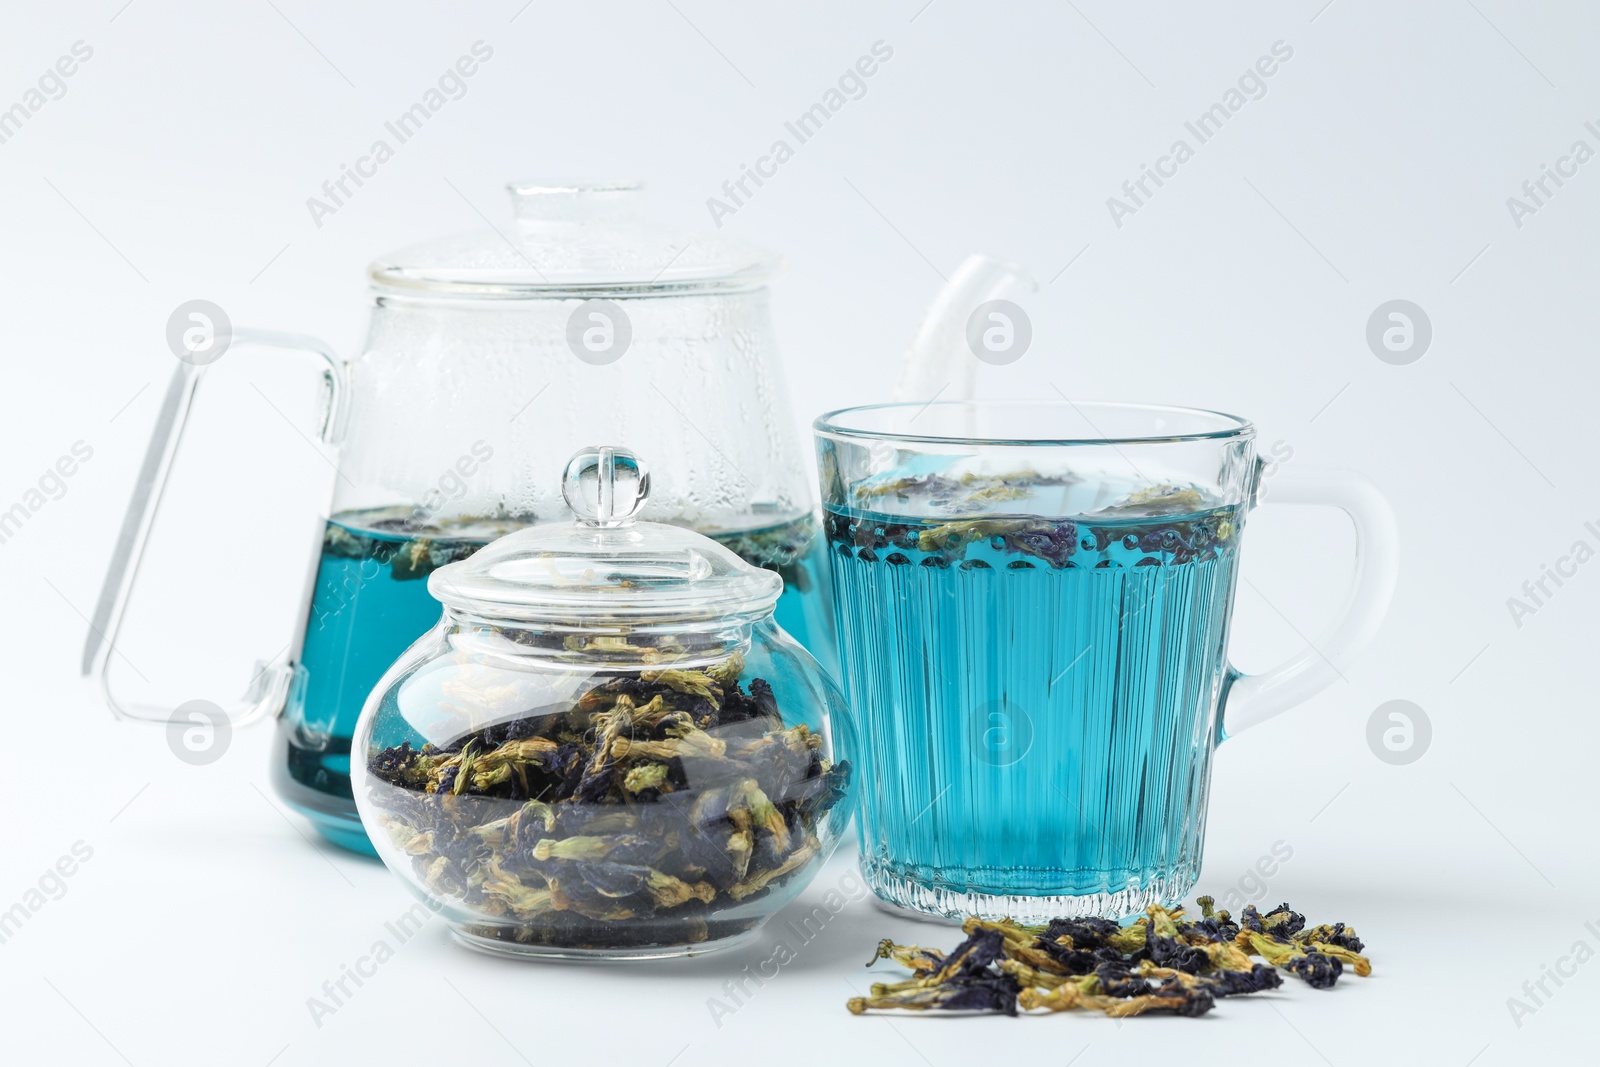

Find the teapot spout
[[892, 253, 1038, 406]]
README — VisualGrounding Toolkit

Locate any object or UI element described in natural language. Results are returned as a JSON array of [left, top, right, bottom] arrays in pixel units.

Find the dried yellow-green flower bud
[[1304, 941, 1372, 976], [706, 652, 745, 690], [737, 780, 792, 853], [640, 668, 723, 708], [610, 729, 728, 762], [644, 869, 716, 908], [401, 831, 435, 856], [532, 836, 619, 862], [482, 866, 554, 918], [963, 917, 1061, 972], [728, 836, 820, 900], [623, 762, 670, 794]]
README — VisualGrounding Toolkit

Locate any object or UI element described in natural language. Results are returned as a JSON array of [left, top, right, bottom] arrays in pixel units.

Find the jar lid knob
[[563, 446, 650, 528]]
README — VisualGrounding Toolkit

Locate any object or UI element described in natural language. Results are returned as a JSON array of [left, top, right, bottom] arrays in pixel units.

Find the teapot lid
[[369, 180, 781, 298], [427, 446, 783, 623]]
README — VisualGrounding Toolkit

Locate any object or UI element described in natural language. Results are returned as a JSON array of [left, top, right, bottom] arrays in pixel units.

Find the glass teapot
[[83, 180, 835, 854]]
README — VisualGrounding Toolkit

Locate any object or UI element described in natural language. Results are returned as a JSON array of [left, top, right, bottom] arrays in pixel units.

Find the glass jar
[[351, 447, 853, 959]]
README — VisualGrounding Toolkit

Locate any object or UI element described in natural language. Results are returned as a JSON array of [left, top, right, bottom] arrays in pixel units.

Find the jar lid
[[427, 446, 784, 623], [368, 179, 781, 298]]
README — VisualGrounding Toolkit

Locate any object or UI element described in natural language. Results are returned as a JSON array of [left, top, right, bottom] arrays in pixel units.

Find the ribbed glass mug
[[815, 401, 1395, 921]]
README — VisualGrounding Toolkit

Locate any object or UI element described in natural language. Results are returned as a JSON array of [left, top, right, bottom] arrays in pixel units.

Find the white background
[[2, 1, 1596, 1064]]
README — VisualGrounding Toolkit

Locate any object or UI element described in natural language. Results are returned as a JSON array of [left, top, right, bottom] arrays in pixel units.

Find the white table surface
[[1, 705, 1587, 1067]]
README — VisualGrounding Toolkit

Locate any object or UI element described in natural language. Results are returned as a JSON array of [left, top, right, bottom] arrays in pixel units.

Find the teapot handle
[[1219, 465, 1399, 738], [81, 330, 346, 726]]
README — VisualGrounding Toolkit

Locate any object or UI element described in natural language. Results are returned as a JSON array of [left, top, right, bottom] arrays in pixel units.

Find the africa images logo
[[705, 41, 894, 227], [1105, 40, 1294, 228], [0, 40, 93, 147], [304, 41, 494, 228]]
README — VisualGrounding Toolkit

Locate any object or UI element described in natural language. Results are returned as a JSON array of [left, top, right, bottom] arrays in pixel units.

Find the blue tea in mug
[[815, 400, 1272, 922], [817, 400, 1395, 922], [824, 474, 1241, 919]]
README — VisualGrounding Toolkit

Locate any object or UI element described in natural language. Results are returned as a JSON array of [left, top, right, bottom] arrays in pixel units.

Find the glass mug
[[815, 400, 1396, 921]]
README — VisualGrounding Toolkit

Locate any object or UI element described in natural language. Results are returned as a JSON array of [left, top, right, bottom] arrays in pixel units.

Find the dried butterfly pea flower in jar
[[351, 447, 853, 959]]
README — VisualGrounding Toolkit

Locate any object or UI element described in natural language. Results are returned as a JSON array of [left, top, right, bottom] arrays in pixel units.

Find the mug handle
[[1220, 465, 1399, 738], [81, 329, 345, 726]]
